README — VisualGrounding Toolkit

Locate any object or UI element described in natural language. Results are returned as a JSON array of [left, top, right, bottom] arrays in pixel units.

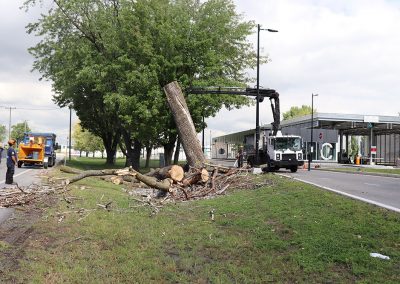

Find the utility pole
[[1, 106, 17, 140]]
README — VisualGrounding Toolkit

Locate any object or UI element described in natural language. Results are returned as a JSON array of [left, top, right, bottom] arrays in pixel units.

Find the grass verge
[[322, 167, 400, 176], [65, 156, 168, 172], [1, 162, 399, 283]]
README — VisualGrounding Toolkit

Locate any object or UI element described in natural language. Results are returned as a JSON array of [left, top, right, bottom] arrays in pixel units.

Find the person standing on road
[[236, 146, 244, 168], [6, 139, 18, 184]]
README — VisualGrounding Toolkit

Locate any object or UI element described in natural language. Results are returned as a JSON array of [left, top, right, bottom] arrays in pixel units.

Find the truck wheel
[[44, 162, 48, 169], [18, 161, 23, 168], [290, 166, 298, 173], [48, 158, 53, 167]]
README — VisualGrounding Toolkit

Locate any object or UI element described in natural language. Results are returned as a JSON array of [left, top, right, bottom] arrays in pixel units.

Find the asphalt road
[[280, 169, 400, 213], [212, 159, 400, 213]]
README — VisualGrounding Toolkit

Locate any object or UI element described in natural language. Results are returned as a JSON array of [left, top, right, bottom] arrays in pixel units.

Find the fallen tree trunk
[[64, 167, 171, 192], [65, 169, 122, 184], [60, 165, 82, 174], [164, 81, 205, 167]]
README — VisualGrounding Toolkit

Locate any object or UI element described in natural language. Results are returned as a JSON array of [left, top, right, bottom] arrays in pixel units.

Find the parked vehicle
[[17, 132, 58, 169], [247, 131, 304, 172]]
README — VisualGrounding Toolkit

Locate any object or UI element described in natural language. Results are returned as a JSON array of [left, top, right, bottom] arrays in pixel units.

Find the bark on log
[[64, 167, 171, 192], [60, 166, 82, 174], [65, 169, 123, 184], [164, 81, 205, 167]]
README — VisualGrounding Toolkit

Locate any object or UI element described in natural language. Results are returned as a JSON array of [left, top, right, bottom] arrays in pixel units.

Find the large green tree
[[25, 0, 257, 168], [283, 105, 314, 121]]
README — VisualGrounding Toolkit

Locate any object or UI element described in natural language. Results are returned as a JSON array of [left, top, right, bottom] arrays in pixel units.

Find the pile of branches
[[0, 183, 59, 207], [59, 163, 261, 201]]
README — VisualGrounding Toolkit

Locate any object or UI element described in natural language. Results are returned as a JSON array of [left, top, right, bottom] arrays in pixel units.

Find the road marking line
[[0, 169, 33, 184], [364, 183, 380, 187], [279, 174, 400, 213]]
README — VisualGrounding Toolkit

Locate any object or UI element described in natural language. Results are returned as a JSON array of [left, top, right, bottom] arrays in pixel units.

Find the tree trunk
[[164, 81, 205, 167], [173, 136, 181, 165], [85, 152, 89, 157], [101, 130, 121, 165], [131, 139, 142, 170], [164, 142, 175, 167], [145, 144, 152, 168], [121, 129, 142, 170], [79, 150, 82, 157], [105, 147, 117, 165]]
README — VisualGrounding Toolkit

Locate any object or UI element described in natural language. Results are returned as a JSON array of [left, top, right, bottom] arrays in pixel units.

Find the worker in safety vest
[[6, 139, 18, 184]]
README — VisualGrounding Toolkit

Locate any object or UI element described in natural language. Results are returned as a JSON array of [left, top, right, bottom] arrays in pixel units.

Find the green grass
[[66, 156, 167, 172], [325, 167, 400, 175], [1, 167, 399, 283]]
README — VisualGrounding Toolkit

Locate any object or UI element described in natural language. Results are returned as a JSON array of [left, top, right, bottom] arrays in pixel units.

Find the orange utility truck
[[17, 132, 58, 169]]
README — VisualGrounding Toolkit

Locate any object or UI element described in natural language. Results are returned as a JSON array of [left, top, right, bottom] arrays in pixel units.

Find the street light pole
[[308, 93, 318, 171], [255, 24, 278, 165]]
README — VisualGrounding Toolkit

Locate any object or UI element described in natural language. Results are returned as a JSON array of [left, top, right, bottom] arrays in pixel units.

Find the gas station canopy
[[280, 113, 400, 136]]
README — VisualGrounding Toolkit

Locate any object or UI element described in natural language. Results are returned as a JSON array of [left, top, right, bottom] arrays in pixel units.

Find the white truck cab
[[264, 132, 304, 172], [247, 131, 304, 172]]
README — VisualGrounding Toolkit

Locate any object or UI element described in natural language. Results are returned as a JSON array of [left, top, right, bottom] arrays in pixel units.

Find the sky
[[1, 0, 400, 146]]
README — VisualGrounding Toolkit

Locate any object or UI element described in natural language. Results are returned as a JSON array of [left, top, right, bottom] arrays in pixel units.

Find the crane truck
[[188, 86, 304, 172]]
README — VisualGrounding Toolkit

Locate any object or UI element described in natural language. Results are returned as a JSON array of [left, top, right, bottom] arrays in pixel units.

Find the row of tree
[[24, 0, 259, 169], [0, 122, 32, 144]]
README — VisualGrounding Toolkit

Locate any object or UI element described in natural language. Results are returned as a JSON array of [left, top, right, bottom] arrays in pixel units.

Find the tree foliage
[[11, 122, 32, 143], [0, 125, 6, 142], [73, 122, 104, 156], [25, 0, 257, 167], [283, 105, 314, 121]]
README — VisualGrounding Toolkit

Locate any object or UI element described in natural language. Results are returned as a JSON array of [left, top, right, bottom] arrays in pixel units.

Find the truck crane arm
[[186, 86, 280, 135]]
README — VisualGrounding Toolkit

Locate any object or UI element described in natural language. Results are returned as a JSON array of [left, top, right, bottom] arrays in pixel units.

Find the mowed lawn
[[1, 158, 399, 283]]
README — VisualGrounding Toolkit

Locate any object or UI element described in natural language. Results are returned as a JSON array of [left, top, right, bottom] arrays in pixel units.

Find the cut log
[[182, 168, 209, 186], [164, 81, 205, 167], [132, 172, 172, 192], [167, 165, 184, 182], [148, 165, 184, 182], [110, 176, 124, 185]]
